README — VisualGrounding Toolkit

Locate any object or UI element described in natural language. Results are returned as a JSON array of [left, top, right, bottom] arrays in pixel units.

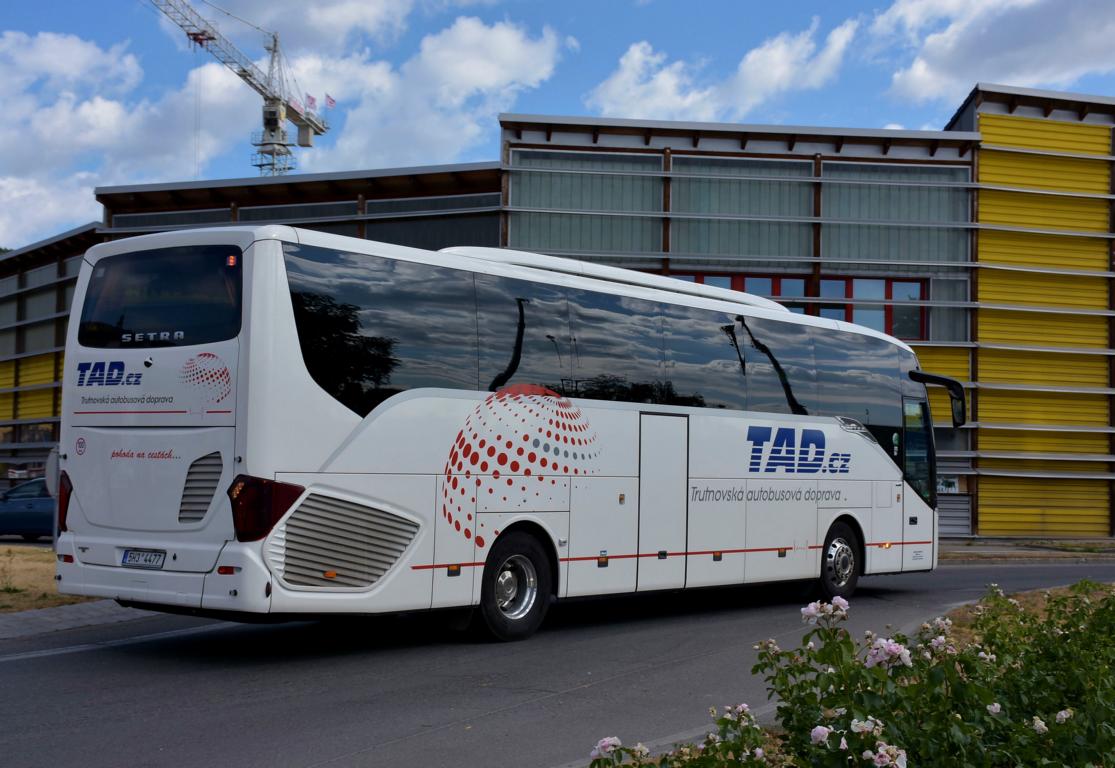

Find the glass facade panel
[[367, 194, 501, 215], [672, 220, 811, 258], [780, 279, 805, 297], [745, 277, 772, 295], [851, 278, 886, 332], [822, 225, 969, 264], [510, 212, 660, 253], [822, 163, 970, 223], [672, 157, 811, 217], [112, 209, 230, 228], [703, 276, 732, 290], [23, 322, 54, 350], [929, 278, 968, 341], [239, 201, 357, 221], [282, 243, 479, 416], [63, 256, 83, 277], [23, 290, 56, 322], [0, 330, 14, 356], [0, 300, 15, 326], [365, 213, 499, 250], [23, 265, 55, 289], [510, 150, 662, 212]]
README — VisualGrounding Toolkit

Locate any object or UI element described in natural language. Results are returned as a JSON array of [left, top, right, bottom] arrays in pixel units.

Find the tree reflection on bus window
[[282, 243, 479, 416], [742, 317, 815, 415], [476, 275, 571, 395]]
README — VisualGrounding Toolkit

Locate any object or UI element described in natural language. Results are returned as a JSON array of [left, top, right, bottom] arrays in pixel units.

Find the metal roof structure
[[946, 82, 1115, 131]]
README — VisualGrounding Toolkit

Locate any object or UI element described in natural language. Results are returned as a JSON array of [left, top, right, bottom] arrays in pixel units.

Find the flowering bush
[[589, 581, 1115, 767]]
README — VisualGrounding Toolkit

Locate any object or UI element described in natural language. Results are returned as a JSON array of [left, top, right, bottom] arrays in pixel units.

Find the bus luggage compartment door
[[637, 414, 688, 591]]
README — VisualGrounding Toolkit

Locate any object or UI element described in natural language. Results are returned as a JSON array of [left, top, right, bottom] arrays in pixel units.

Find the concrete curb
[[0, 599, 154, 641]]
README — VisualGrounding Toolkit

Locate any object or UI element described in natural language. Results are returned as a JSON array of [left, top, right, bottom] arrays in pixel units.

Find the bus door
[[902, 398, 935, 570], [637, 413, 688, 591]]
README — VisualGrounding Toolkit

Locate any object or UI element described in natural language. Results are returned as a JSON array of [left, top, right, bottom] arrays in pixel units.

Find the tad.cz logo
[[75, 361, 142, 387], [746, 426, 851, 474]]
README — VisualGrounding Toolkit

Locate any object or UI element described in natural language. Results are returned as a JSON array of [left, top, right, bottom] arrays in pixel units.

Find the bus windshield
[[78, 245, 242, 348]]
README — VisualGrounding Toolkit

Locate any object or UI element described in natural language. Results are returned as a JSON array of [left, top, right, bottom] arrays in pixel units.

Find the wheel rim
[[825, 537, 855, 588], [494, 554, 538, 621]]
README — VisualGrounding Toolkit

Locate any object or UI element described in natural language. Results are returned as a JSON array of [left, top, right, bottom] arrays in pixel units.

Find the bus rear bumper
[[54, 536, 272, 613]]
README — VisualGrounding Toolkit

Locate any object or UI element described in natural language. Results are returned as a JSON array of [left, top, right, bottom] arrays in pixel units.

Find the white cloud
[[883, 122, 905, 129], [873, 0, 1115, 103], [0, 13, 560, 247], [585, 41, 719, 121], [302, 17, 560, 169], [0, 173, 100, 249], [586, 18, 858, 122]]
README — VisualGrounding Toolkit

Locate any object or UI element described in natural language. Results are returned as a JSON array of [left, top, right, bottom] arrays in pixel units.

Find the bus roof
[[83, 225, 915, 356]]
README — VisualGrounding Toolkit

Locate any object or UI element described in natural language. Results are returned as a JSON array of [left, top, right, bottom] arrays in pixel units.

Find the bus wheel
[[819, 522, 860, 600], [477, 532, 552, 641]]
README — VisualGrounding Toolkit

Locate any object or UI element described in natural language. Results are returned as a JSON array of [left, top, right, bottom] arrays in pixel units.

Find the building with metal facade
[[2, 82, 1113, 537]]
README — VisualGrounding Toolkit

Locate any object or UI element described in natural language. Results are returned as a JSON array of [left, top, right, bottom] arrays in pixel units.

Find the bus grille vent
[[281, 494, 419, 588], [177, 451, 223, 524]]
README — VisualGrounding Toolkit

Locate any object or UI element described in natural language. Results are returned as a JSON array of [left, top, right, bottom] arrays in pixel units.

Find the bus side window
[[744, 317, 816, 416], [476, 275, 572, 396], [283, 244, 480, 416], [662, 304, 748, 410], [812, 327, 901, 447], [567, 288, 663, 403]]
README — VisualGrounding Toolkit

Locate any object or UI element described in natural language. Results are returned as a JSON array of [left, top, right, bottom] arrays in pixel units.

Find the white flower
[[590, 736, 622, 758], [811, 725, 832, 744], [987, 703, 1001, 715], [977, 650, 997, 663], [840, 736, 849, 750], [631, 743, 649, 758], [832, 595, 849, 611], [930, 635, 947, 650], [1056, 708, 1073, 724], [754, 748, 764, 758], [933, 616, 953, 632], [851, 716, 884, 736], [1032, 716, 1048, 734]]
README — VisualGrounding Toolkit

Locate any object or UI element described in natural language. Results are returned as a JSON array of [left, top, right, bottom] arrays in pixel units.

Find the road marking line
[[0, 623, 227, 664]]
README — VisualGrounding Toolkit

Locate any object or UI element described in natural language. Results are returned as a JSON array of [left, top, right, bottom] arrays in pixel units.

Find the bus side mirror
[[908, 370, 966, 428]]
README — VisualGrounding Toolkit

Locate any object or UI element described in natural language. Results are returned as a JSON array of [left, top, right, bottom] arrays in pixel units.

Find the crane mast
[[151, 0, 328, 175]]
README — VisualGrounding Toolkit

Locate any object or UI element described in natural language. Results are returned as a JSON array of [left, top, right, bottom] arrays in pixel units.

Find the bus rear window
[[78, 245, 243, 348]]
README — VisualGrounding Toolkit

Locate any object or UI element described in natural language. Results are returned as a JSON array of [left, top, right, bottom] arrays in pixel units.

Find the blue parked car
[[0, 478, 54, 541]]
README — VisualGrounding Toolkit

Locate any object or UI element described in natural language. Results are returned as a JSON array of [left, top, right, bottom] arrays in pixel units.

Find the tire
[[476, 532, 552, 641], [818, 521, 861, 600]]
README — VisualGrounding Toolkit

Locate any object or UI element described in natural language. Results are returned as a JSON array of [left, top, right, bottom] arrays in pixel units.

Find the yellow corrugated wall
[[980, 230, 1108, 271], [980, 190, 1109, 232], [979, 149, 1110, 193], [978, 310, 1108, 347], [0, 393, 12, 421], [978, 350, 1108, 386], [978, 270, 1107, 308], [19, 354, 55, 386], [979, 113, 1112, 155], [0, 361, 13, 390], [911, 346, 969, 425], [979, 477, 1109, 536], [979, 429, 1110, 454], [975, 111, 1113, 536], [16, 389, 53, 419], [978, 390, 1108, 426]]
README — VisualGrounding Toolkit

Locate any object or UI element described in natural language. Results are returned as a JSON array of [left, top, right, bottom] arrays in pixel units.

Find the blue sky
[[4, 0, 1115, 248]]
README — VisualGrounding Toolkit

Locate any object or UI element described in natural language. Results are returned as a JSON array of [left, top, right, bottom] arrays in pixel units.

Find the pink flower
[[1056, 709, 1073, 724], [590, 736, 622, 758], [987, 703, 1001, 715], [832, 595, 849, 611], [801, 601, 822, 623], [811, 725, 832, 744], [865, 638, 913, 669]]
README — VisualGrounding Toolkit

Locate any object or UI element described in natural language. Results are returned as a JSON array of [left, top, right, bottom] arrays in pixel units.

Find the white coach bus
[[56, 226, 965, 640]]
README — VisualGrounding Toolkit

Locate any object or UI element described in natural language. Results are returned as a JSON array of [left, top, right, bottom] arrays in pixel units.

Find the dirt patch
[[943, 582, 1113, 648], [0, 547, 95, 613]]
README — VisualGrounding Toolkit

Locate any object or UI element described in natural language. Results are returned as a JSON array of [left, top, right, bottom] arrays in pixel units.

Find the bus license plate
[[121, 549, 166, 570]]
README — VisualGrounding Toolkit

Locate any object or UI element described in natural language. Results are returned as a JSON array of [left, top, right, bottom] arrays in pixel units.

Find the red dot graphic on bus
[[440, 384, 600, 549], [179, 352, 232, 404]]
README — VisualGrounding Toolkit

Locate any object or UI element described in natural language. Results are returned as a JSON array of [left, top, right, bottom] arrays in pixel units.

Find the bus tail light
[[227, 475, 305, 542], [58, 471, 73, 533]]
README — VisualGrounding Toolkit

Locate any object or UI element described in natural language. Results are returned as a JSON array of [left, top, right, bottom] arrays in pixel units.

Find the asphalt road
[[1, 562, 1112, 768]]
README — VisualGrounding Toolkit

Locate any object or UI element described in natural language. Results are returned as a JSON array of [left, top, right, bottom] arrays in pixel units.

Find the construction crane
[[151, 0, 328, 175]]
